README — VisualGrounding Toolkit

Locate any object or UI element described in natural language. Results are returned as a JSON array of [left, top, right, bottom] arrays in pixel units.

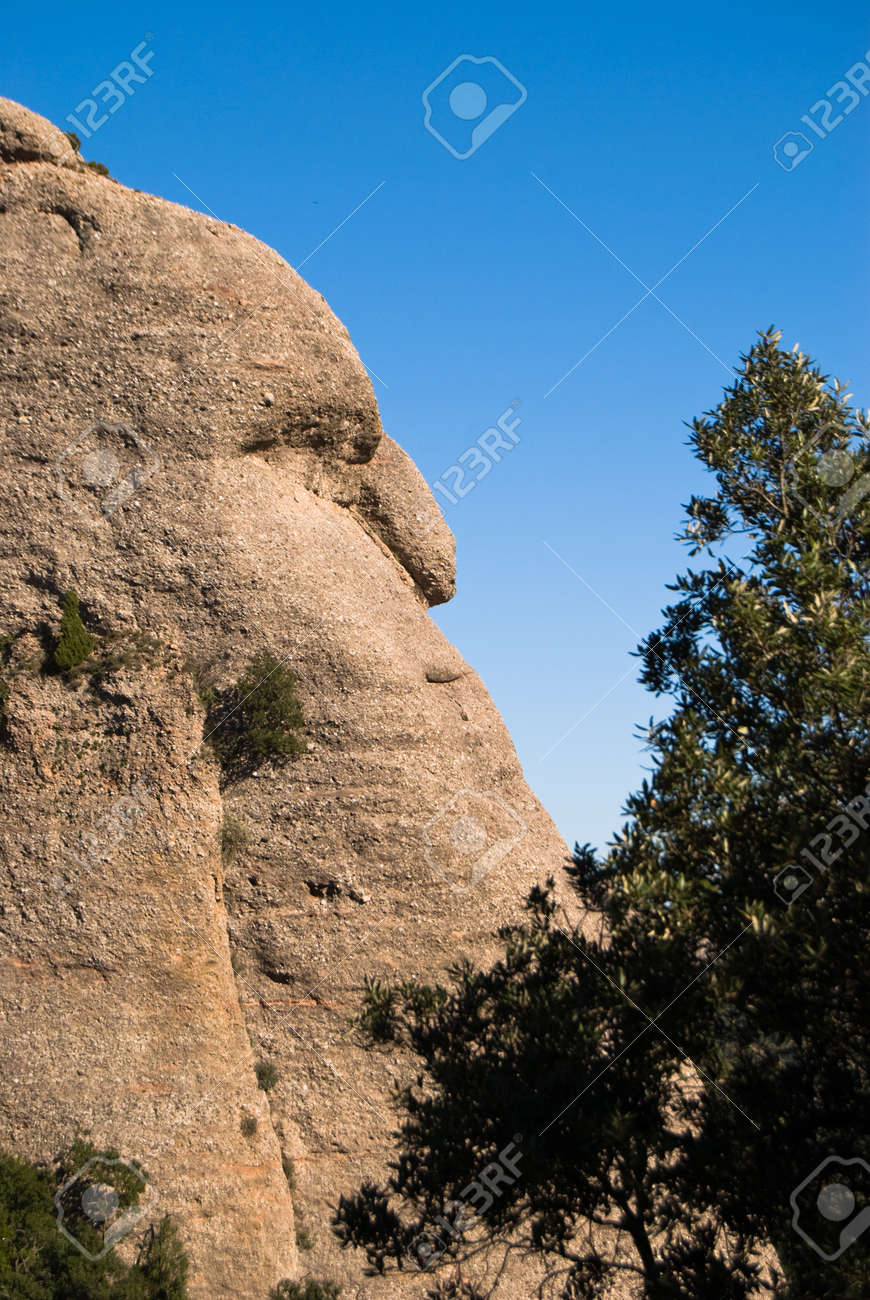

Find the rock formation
[[0, 99, 573, 1298]]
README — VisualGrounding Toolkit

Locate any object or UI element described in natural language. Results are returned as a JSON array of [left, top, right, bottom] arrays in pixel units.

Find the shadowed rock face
[[0, 100, 571, 1298]]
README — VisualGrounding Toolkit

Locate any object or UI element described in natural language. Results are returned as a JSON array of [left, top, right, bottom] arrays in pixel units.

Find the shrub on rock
[[53, 590, 94, 671]]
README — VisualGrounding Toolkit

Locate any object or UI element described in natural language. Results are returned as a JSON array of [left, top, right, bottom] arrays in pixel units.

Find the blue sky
[[6, 1, 869, 852]]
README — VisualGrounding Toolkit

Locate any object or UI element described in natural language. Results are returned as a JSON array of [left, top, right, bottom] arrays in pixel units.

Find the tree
[[268, 1281, 340, 1300], [135, 1219, 189, 1300], [205, 650, 305, 781], [0, 1143, 189, 1299], [53, 590, 94, 672], [624, 329, 870, 1298], [334, 332, 870, 1298]]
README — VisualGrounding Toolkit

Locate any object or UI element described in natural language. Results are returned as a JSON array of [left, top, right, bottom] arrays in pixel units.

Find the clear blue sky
[[6, 1, 869, 852]]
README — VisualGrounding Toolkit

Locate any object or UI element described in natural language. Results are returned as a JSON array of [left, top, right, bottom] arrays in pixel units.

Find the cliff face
[[0, 100, 570, 1298]]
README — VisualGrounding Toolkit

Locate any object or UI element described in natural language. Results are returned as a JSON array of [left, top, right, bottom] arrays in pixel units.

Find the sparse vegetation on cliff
[[62, 130, 111, 177], [356, 977, 400, 1042], [269, 1279, 340, 1300], [255, 1060, 279, 1092], [52, 590, 95, 672], [220, 812, 250, 864], [295, 1225, 315, 1252], [200, 650, 305, 781], [87, 630, 164, 684], [135, 1218, 189, 1300], [0, 1143, 189, 1298]]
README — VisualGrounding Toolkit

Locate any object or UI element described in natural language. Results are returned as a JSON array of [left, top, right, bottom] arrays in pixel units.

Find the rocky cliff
[[0, 99, 572, 1298]]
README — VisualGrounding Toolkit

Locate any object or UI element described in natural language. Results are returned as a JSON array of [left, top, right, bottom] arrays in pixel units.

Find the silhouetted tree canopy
[[335, 332, 870, 1299]]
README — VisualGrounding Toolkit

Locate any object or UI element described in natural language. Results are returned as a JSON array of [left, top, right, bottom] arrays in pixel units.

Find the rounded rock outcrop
[[0, 97, 83, 167], [0, 98, 573, 1300]]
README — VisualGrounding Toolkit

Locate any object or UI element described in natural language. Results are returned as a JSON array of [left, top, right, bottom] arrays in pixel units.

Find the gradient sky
[[5, 0, 869, 852]]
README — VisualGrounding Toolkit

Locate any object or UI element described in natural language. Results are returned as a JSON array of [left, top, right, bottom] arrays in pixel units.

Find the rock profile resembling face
[[0, 99, 569, 1299]]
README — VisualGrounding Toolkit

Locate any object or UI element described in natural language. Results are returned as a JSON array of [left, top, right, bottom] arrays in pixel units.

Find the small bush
[[255, 1060, 279, 1092], [206, 651, 305, 781], [281, 1155, 296, 1190], [53, 590, 95, 671], [136, 1216, 189, 1299], [186, 657, 218, 712], [295, 1226, 314, 1252], [220, 813, 250, 865], [64, 129, 81, 152], [240, 1116, 258, 1138], [86, 159, 111, 177], [87, 631, 163, 686], [356, 976, 398, 1043], [0, 1142, 189, 1298], [269, 1280, 339, 1300]]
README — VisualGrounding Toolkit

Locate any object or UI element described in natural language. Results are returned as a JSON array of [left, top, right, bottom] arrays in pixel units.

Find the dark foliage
[[255, 1060, 279, 1092], [203, 650, 305, 781], [334, 333, 870, 1298], [268, 1280, 340, 1299], [53, 591, 95, 672], [0, 1142, 188, 1298]]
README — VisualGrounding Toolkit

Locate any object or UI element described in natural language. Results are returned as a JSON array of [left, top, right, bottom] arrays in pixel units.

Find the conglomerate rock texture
[[0, 100, 579, 1298]]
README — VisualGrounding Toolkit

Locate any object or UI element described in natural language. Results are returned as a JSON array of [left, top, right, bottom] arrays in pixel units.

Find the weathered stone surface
[[0, 649, 296, 1296], [357, 433, 456, 605], [0, 96, 83, 167], [0, 99, 579, 1298]]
